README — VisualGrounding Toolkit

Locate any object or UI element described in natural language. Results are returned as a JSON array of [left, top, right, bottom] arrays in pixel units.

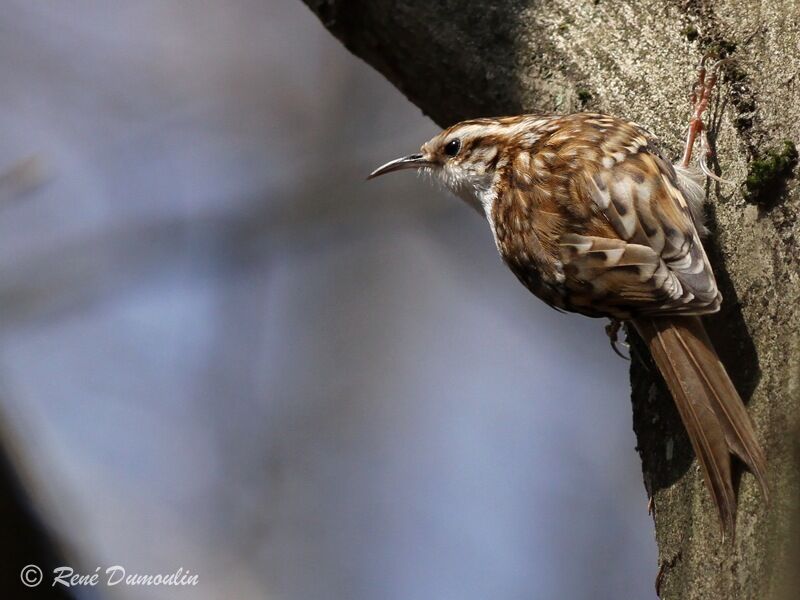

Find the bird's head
[[368, 118, 516, 213]]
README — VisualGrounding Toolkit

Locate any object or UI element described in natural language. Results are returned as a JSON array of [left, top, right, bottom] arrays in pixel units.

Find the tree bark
[[300, 1, 800, 597]]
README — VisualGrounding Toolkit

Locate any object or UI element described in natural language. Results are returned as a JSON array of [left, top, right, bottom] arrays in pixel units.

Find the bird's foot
[[680, 53, 732, 179], [605, 319, 630, 360]]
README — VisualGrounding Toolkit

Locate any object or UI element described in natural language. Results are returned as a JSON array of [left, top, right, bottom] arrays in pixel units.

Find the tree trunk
[[299, 1, 800, 597]]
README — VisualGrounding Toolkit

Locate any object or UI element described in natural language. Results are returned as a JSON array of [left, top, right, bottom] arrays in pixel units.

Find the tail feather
[[633, 316, 768, 536]]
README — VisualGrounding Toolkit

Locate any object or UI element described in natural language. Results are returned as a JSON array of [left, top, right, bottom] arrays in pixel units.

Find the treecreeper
[[368, 60, 768, 538]]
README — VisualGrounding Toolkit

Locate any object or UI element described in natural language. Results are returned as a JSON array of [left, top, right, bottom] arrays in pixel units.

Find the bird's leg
[[680, 56, 730, 183], [680, 55, 715, 168], [605, 319, 630, 360]]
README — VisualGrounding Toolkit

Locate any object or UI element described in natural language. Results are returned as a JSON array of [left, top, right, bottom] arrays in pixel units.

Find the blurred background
[[0, 1, 656, 598]]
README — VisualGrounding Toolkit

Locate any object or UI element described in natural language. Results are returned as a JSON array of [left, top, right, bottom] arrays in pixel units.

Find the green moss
[[744, 141, 798, 208], [576, 88, 592, 106]]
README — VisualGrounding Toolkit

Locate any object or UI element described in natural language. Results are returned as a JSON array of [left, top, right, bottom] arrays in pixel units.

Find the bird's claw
[[680, 54, 731, 181], [605, 319, 630, 361]]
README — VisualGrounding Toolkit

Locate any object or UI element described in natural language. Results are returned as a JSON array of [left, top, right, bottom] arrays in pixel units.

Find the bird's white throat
[[437, 166, 498, 220]]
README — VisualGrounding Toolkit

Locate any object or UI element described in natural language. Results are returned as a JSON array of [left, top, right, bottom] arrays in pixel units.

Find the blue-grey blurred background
[[0, 2, 656, 598]]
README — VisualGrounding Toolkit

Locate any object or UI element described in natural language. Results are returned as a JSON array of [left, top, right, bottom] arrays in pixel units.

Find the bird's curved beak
[[367, 153, 430, 180]]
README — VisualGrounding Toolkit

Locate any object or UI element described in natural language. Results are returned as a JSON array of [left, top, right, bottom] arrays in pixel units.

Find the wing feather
[[558, 125, 721, 317]]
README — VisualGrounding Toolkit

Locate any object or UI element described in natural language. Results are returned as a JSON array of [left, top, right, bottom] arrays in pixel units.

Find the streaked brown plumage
[[369, 109, 768, 536]]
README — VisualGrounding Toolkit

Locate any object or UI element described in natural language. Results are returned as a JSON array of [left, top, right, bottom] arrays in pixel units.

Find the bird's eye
[[444, 138, 461, 157]]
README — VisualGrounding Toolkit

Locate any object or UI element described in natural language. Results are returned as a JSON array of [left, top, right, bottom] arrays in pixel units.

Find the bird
[[368, 67, 768, 537]]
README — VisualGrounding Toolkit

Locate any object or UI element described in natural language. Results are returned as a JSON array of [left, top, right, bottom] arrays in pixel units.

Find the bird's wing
[[558, 136, 721, 318]]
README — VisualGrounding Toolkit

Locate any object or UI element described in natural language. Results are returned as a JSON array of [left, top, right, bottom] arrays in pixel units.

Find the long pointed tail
[[633, 316, 768, 535]]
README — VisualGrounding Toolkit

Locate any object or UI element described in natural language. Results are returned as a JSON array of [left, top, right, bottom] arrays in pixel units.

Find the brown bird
[[368, 69, 768, 536]]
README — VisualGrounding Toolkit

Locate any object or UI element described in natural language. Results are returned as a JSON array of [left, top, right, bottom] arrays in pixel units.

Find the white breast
[[446, 170, 502, 249]]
